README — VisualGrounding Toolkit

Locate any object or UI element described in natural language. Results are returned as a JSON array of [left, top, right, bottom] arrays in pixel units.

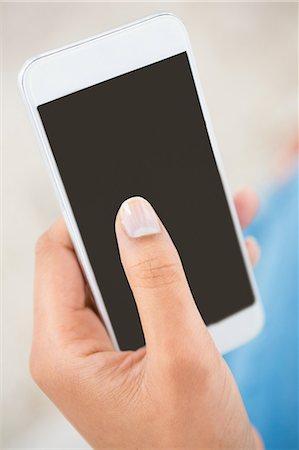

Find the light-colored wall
[[2, 3, 297, 448]]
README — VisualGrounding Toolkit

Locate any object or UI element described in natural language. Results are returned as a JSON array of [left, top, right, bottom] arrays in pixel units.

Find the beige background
[[2, 2, 298, 448]]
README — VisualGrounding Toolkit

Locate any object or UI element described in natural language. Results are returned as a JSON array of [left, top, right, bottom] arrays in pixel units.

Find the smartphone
[[19, 13, 264, 354]]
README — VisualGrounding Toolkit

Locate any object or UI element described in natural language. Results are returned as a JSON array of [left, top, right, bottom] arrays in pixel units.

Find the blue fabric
[[225, 170, 298, 450]]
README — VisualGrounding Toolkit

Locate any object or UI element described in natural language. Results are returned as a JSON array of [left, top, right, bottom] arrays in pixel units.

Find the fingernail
[[120, 197, 161, 238]]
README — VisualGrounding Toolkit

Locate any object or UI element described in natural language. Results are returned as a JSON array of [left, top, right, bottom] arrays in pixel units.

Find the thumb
[[115, 196, 214, 356]]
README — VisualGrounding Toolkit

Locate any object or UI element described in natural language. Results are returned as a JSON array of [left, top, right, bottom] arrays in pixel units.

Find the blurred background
[[2, 2, 298, 448]]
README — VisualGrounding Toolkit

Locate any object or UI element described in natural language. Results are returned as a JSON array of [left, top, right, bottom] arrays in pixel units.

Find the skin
[[31, 188, 263, 449]]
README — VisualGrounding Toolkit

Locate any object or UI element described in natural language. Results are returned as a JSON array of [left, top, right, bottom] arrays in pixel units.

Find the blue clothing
[[225, 170, 298, 450]]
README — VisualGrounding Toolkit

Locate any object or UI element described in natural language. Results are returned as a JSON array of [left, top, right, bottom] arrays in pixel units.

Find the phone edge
[[18, 12, 264, 354]]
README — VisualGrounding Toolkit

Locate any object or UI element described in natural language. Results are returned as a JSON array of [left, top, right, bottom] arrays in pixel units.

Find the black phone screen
[[38, 51, 255, 350]]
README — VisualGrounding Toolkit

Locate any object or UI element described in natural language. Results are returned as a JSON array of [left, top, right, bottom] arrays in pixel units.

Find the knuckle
[[164, 348, 200, 374], [35, 231, 51, 257], [30, 345, 62, 391], [130, 256, 182, 289], [30, 341, 86, 395], [29, 348, 47, 388], [159, 342, 217, 384]]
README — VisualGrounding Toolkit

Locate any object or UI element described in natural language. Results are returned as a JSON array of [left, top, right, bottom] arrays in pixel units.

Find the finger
[[234, 188, 259, 229], [34, 217, 113, 353], [115, 197, 213, 355], [245, 236, 260, 266]]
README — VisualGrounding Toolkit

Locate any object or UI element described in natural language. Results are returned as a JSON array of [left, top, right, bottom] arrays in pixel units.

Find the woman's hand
[[31, 189, 262, 449]]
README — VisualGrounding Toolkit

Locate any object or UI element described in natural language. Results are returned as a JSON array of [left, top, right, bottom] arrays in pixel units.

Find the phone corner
[[253, 299, 265, 337], [18, 55, 36, 97], [151, 12, 188, 34]]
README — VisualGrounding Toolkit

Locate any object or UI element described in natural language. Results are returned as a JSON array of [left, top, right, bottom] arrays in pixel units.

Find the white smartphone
[[19, 13, 264, 354]]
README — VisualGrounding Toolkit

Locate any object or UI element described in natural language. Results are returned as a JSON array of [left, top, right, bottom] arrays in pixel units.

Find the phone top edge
[[18, 12, 186, 97]]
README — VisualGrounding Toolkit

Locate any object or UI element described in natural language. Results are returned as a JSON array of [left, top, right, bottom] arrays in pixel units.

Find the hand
[[31, 189, 262, 449]]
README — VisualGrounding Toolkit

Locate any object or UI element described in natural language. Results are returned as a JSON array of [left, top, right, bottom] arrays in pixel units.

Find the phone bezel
[[19, 12, 264, 354]]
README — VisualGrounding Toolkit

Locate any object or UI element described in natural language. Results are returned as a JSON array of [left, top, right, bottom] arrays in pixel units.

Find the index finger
[[33, 217, 113, 353]]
